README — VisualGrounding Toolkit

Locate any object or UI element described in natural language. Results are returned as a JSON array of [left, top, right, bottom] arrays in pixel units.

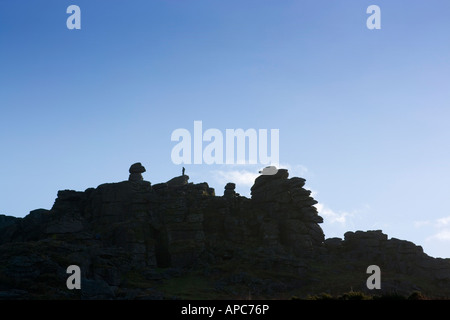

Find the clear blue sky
[[1, 1, 449, 258]]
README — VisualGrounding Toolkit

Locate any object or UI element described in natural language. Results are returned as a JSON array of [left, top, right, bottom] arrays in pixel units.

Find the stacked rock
[[250, 168, 325, 255], [128, 162, 146, 181], [223, 183, 236, 198]]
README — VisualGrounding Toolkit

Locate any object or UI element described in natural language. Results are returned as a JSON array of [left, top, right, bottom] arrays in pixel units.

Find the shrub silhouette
[[339, 291, 371, 300], [407, 291, 427, 300]]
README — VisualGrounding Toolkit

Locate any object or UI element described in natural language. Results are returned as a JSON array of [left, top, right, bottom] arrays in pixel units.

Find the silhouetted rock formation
[[223, 183, 236, 198], [0, 214, 18, 230], [128, 162, 146, 181], [250, 169, 324, 255], [0, 165, 449, 299], [166, 175, 189, 187]]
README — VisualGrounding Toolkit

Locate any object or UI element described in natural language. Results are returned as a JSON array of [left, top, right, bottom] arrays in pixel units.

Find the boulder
[[129, 162, 146, 181], [224, 183, 236, 197], [325, 237, 343, 248], [166, 175, 189, 187]]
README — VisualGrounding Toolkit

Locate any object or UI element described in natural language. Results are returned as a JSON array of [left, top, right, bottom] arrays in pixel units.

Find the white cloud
[[414, 216, 450, 230], [427, 229, 450, 242], [315, 203, 350, 226], [415, 215, 450, 243], [436, 216, 450, 227], [308, 189, 318, 198], [213, 168, 259, 187]]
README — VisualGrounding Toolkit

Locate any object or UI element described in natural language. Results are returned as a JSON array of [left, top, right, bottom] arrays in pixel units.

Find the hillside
[[0, 163, 449, 299]]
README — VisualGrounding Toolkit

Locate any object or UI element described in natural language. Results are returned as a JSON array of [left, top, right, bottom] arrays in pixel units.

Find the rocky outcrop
[[250, 169, 324, 255], [319, 230, 450, 296], [166, 175, 189, 187], [128, 162, 146, 182], [0, 214, 18, 229], [223, 183, 236, 198], [0, 165, 449, 299]]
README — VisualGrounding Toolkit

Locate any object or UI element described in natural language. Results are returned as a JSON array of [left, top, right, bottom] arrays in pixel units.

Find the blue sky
[[1, 1, 450, 258]]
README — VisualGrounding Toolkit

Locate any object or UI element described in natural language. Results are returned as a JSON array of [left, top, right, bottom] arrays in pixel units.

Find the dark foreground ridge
[[0, 164, 449, 299]]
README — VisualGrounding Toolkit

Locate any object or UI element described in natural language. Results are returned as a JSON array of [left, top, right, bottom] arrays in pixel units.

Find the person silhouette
[[182, 167, 185, 176]]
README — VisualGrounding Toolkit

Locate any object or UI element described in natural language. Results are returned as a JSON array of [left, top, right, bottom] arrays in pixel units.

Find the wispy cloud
[[314, 202, 351, 226], [213, 168, 259, 187], [436, 216, 450, 227], [310, 187, 372, 232], [428, 230, 450, 241], [415, 215, 450, 242]]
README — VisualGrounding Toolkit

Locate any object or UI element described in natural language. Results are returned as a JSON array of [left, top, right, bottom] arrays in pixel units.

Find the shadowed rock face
[[0, 167, 449, 299], [0, 214, 18, 230]]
